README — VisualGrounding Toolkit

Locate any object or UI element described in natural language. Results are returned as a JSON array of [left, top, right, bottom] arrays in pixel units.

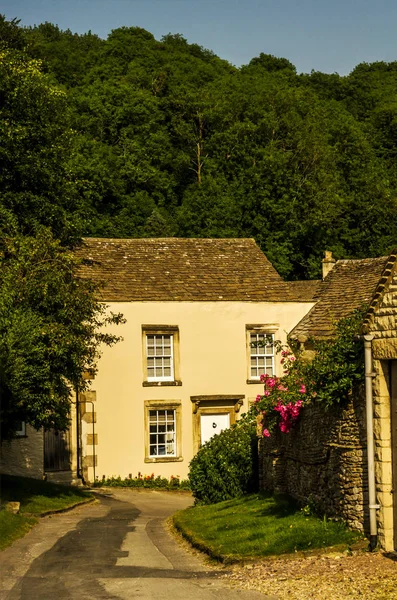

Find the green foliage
[[302, 308, 366, 409], [93, 473, 190, 490], [0, 229, 123, 439], [253, 308, 366, 437], [0, 511, 38, 551], [188, 415, 258, 505], [0, 29, 124, 439], [13, 18, 396, 278], [0, 46, 82, 242]]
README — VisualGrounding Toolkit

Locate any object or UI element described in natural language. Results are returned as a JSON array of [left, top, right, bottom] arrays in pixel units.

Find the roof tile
[[76, 238, 303, 302], [290, 256, 391, 339]]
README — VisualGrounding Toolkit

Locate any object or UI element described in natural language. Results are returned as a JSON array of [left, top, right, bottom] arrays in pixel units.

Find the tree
[[0, 228, 123, 440], [0, 46, 82, 242], [0, 22, 123, 438]]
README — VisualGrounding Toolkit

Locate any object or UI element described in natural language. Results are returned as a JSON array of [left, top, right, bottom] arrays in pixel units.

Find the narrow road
[[1, 489, 276, 599]]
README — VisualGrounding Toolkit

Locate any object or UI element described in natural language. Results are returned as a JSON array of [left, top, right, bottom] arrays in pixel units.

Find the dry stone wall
[[259, 391, 368, 531]]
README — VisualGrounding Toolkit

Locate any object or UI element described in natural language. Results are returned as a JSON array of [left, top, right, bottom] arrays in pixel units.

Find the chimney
[[322, 250, 336, 279]]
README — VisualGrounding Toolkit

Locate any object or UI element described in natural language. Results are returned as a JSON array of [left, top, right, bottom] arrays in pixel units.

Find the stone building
[[0, 238, 315, 484], [259, 251, 397, 551]]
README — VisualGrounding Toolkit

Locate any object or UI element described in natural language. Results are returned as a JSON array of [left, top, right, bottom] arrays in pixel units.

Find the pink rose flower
[[263, 428, 271, 437]]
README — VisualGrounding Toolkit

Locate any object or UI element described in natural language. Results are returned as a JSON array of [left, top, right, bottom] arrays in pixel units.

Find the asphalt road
[[1, 489, 275, 600]]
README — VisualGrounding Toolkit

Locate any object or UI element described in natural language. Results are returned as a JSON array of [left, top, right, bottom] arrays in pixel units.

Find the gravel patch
[[224, 552, 397, 599]]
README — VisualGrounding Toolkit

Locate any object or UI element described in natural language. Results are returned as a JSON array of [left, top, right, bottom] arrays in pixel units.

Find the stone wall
[[259, 391, 368, 531], [0, 426, 44, 480]]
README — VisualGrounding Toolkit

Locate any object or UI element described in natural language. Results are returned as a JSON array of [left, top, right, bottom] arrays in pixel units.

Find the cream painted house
[[75, 238, 315, 483], [1, 238, 315, 483]]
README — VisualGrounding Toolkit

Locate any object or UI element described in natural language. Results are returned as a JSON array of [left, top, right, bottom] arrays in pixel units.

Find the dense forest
[[1, 16, 397, 279]]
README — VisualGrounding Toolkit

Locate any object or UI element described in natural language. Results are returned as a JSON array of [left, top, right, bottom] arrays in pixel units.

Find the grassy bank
[[173, 493, 364, 561], [0, 475, 93, 550]]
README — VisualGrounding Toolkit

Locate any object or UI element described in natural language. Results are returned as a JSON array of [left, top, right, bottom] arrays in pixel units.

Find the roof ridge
[[336, 256, 389, 264], [81, 237, 257, 243]]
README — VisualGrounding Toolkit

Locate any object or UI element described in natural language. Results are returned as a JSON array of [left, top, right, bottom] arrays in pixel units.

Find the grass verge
[[173, 493, 364, 561], [0, 512, 38, 551], [0, 474, 93, 550]]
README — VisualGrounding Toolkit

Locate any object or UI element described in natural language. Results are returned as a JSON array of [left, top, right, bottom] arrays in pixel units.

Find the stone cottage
[[0, 238, 315, 484], [259, 251, 397, 551]]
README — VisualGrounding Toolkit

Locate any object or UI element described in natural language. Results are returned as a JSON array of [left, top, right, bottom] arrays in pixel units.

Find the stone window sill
[[143, 380, 182, 387], [144, 456, 183, 463]]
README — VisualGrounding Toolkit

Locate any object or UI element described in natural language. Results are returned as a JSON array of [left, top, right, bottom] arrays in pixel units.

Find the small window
[[146, 334, 174, 381], [246, 325, 278, 382], [149, 409, 176, 457], [142, 326, 181, 386], [15, 421, 26, 436], [144, 401, 182, 463], [250, 333, 274, 379]]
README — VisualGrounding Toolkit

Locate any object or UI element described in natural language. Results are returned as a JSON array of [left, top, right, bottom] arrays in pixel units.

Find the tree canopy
[[15, 19, 396, 279], [0, 26, 122, 438]]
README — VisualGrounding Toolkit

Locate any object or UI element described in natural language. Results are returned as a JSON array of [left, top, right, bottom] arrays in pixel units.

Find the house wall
[[0, 426, 44, 480], [367, 269, 397, 552], [259, 391, 368, 532], [81, 300, 312, 483]]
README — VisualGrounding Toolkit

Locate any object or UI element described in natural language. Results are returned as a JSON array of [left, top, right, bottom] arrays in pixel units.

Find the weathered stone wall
[[0, 426, 44, 479], [259, 391, 368, 531]]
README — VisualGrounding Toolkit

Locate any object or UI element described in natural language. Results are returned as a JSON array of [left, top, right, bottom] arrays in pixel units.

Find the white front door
[[200, 413, 230, 446]]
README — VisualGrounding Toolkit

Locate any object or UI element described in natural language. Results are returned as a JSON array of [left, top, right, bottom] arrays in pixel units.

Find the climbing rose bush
[[253, 348, 310, 437], [253, 309, 366, 437]]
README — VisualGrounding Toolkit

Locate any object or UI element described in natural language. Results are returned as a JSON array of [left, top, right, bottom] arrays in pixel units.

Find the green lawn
[[0, 475, 93, 550], [173, 493, 364, 560]]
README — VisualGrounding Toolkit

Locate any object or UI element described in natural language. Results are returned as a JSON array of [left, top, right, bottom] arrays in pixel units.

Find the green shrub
[[188, 415, 258, 504]]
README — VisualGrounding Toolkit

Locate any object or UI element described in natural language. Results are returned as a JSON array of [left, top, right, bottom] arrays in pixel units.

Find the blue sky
[[3, 0, 397, 74]]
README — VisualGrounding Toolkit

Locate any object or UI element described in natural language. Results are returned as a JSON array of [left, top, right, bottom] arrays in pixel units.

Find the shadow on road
[[7, 494, 218, 600]]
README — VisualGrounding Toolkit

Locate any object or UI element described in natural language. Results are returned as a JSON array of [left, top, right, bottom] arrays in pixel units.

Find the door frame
[[190, 395, 244, 453]]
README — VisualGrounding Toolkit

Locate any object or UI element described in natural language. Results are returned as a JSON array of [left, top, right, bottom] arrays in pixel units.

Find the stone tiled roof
[[290, 256, 391, 339], [286, 280, 322, 302], [76, 238, 308, 302]]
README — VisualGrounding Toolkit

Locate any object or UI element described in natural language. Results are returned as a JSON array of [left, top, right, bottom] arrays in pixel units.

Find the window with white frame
[[144, 400, 182, 462], [149, 409, 176, 457], [249, 332, 275, 379], [146, 334, 174, 381], [142, 326, 180, 385]]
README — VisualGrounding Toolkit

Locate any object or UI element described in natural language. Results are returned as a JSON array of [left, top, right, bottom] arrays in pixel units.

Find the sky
[[3, 0, 397, 75]]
